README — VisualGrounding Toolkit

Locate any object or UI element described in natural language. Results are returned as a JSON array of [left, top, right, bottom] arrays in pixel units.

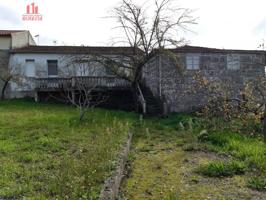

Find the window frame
[[25, 59, 35, 77], [227, 54, 240, 70], [186, 54, 200, 70], [47, 60, 58, 78]]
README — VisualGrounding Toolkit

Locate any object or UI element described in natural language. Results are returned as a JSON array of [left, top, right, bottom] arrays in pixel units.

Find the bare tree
[[113, 0, 195, 78], [60, 56, 107, 121], [94, 0, 196, 107], [0, 58, 23, 100]]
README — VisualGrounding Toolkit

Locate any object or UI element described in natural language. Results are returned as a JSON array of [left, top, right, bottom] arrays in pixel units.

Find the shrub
[[197, 160, 246, 177]]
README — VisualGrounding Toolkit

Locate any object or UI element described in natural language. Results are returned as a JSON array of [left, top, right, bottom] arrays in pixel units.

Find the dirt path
[[120, 132, 266, 200]]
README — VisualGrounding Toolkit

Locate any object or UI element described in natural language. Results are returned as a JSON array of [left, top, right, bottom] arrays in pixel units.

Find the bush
[[197, 160, 246, 177]]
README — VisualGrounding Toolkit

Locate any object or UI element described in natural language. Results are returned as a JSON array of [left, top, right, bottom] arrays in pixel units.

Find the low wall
[[99, 132, 133, 200]]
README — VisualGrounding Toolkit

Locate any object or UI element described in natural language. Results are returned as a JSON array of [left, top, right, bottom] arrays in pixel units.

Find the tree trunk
[[132, 64, 143, 112], [79, 107, 87, 122], [1, 80, 9, 100], [131, 81, 139, 112]]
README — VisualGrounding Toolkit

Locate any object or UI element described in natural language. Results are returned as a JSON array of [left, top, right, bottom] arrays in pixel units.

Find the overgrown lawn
[[0, 99, 137, 199], [121, 114, 266, 199]]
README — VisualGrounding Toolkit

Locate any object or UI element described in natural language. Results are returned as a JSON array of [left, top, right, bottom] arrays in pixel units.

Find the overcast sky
[[0, 0, 266, 50]]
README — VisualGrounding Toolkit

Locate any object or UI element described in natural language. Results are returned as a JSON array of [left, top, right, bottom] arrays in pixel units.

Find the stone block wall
[[142, 55, 160, 97], [143, 52, 265, 113]]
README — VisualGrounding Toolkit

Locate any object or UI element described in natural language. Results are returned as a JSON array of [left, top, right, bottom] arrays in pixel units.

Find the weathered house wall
[[0, 31, 36, 50], [143, 51, 265, 113], [8, 53, 116, 98], [0, 37, 11, 50], [11, 31, 36, 49], [0, 50, 10, 97]]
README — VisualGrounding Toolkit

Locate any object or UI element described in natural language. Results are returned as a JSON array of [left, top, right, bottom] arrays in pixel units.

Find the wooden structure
[[35, 76, 131, 91], [34, 76, 131, 103], [34, 76, 149, 114]]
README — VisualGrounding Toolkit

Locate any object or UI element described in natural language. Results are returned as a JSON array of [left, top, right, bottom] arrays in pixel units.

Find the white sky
[[0, 0, 266, 50]]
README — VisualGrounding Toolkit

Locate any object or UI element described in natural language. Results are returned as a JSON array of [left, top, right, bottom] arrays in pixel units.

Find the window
[[47, 60, 58, 77], [227, 54, 240, 70], [186, 54, 200, 70], [25, 59, 35, 77], [105, 67, 115, 76]]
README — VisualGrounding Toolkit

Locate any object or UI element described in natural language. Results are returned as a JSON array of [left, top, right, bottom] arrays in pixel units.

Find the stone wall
[[142, 55, 160, 97], [143, 52, 265, 113]]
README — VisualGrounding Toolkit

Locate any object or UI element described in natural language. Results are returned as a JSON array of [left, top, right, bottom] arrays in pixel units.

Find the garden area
[[121, 114, 266, 200], [0, 100, 136, 199], [0, 100, 265, 199]]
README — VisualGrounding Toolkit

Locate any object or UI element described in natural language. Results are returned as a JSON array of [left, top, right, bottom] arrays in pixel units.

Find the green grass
[[197, 131, 266, 175], [197, 160, 246, 177], [248, 177, 266, 191], [1, 100, 266, 199], [122, 113, 266, 199], [0, 99, 137, 199]]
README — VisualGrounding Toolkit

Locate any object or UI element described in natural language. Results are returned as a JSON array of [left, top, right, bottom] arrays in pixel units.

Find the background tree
[[96, 0, 196, 103], [190, 72, 240, 121], [59, 56, 107, 121], [190, 72, 266, 141], [242, 77, 266, 141], [0, 58, 23, 100]]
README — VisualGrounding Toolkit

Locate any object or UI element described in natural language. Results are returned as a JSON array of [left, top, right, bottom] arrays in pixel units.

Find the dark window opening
[[105, 67, 115, 76], [25, 59, 35, 62], [47, 60, 58, 77]]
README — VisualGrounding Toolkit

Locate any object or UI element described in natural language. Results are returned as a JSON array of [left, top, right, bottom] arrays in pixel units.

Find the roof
[[0, 30, 27, 36], [10, 45, 266, 55], [168, 45, 266, 54], [10, 45, 142, 55]]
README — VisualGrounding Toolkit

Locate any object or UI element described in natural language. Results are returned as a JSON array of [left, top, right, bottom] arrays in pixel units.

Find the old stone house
[[143, 46, 266, 113]]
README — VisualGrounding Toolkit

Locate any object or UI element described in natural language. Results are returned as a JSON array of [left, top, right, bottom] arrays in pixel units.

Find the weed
[[163, 192, 180, 200], [197, 160, 246, 177], [198, 132, 228, 146], [248, 177, 266, 191], [0, 99, 137, 199]]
